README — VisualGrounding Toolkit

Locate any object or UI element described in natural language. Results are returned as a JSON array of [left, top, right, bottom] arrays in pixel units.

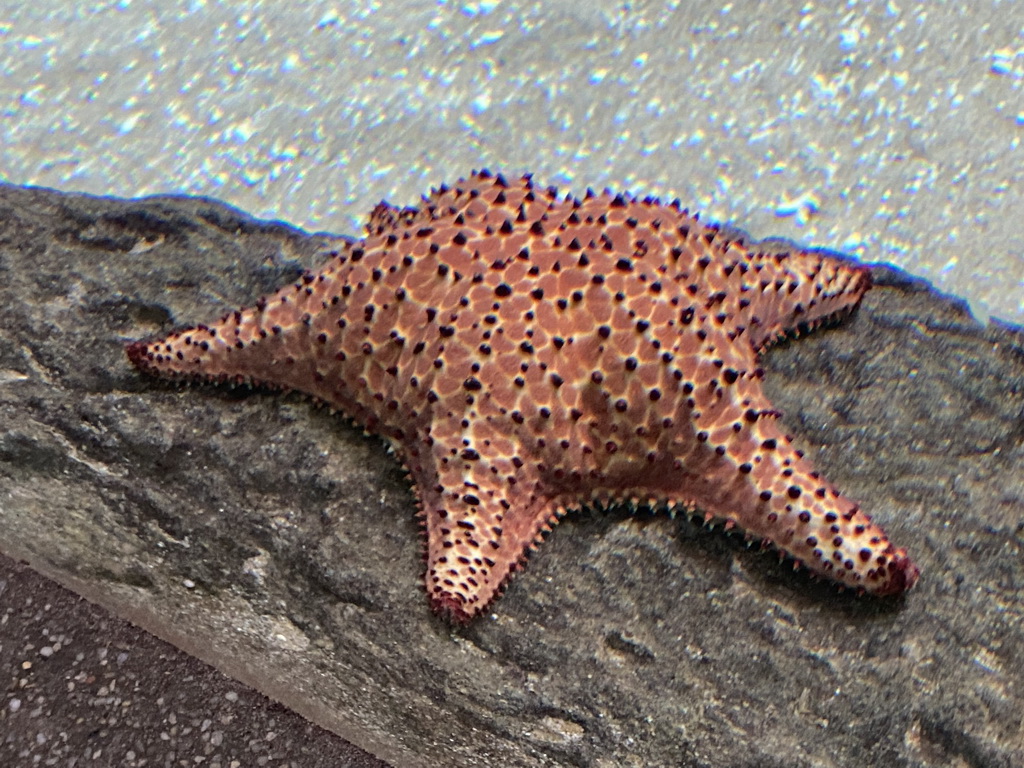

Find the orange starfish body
[[128, 171, 918, 621]]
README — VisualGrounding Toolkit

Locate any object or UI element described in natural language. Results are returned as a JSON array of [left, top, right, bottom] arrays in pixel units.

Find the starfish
[[127, 170, 919, 622]]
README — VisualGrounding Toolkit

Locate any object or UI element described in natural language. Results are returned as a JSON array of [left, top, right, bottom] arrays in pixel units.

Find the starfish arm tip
[[429, 593, 479, 624], [876, 552, 920, 596], [125, 339, 149, 369]]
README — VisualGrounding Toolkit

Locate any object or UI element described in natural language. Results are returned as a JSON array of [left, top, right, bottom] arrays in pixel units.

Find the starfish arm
[[683, 361, 918, 594], [126, 286, 322, 391], [125, 241, 434, 441], [737, 250, 873, 353], [412, 420, 554, 621]]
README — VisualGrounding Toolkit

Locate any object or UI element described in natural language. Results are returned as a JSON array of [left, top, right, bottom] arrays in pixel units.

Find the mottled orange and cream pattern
[[128, 171, 918, 621]]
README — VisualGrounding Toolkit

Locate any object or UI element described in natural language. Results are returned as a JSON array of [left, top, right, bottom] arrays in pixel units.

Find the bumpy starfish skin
[[128, 171, 919, 621]]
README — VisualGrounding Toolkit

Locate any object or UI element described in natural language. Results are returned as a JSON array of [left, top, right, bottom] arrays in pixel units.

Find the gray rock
[[0, 183, 1021, 768]]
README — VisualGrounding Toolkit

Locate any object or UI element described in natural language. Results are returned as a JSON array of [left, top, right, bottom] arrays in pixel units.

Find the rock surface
[[0, 183, 1021, 767]]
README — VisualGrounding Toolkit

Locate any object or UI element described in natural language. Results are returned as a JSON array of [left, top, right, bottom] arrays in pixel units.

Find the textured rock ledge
[[0, 183, 1021, 768]]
